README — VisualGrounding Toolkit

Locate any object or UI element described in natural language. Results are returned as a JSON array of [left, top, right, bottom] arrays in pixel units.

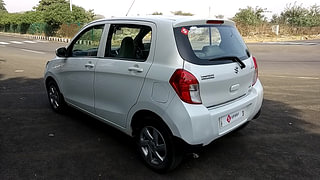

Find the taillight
[[169, 69, 202, 104], [252, 56, 258, 86]]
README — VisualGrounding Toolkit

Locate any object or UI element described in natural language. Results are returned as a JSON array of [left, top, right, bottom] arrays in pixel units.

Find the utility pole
[[70, 0, 72, 12]]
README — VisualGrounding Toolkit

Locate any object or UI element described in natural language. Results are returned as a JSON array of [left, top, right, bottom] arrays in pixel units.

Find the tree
[[281, 3, 308, 26], [215, 15, 224, 19], [0, 0, 95, 35], [233, 6, 266, 26], [19, 11, 44, 34], [33, 0, 94, 36], [0, 0, 7, 12], [152, 12, 163, 15], [270, 14, 288, 24], [171, 11, 193, 16], [0, 12, 11, 31], [279, 3, 320, 27], [308, 4, 320, 26], [309, 4, 320, 17], [35, 0, 67, 11], [3, 13, 21, 32], [42, 3, 94, 35], [43, 3, 93, 24], [93, 14, 105, 20]]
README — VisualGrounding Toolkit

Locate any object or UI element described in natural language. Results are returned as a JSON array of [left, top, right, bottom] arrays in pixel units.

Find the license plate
[[219, 109, 245, 128]]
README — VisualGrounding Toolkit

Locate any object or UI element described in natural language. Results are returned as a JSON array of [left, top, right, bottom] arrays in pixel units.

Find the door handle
[[85, 63, 94, 68], [128, 66, 143, 73]]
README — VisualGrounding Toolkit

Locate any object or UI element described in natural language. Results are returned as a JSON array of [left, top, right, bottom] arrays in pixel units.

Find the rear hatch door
[[173, 21, 254, 107]]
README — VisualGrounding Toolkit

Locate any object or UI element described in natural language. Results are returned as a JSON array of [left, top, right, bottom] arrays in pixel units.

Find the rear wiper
[[209, 56, 246, 69]]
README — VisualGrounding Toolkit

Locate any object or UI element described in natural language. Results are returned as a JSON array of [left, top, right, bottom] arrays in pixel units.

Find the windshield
[[174, 25, 250, 65]]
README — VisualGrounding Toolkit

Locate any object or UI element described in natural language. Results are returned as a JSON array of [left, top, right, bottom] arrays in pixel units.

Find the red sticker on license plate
[[226, 115, 231, 123], [220, 110, 245, 128]]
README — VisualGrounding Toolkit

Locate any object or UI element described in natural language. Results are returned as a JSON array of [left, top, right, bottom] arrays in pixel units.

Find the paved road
[[0, 34, 63, 79], [250, 40, 320, 77], [0, 34, 319, 179]]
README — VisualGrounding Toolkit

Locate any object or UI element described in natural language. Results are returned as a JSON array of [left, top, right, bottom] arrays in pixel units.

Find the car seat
[[117, 37, 135, 59]]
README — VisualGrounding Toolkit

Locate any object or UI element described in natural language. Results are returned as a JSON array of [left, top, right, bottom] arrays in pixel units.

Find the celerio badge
[[201, 74, 215, 80]]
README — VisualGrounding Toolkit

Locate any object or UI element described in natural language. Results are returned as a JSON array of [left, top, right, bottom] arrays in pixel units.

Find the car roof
[[88, 16, 235, 27]]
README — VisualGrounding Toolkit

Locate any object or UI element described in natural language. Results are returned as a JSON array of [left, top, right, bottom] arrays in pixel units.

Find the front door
[[60, 25, 105, 113]]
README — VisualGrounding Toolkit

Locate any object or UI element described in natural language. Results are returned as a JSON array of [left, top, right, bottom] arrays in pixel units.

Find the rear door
[[94, 22, 155, 128], [174, 23, 255, 107]]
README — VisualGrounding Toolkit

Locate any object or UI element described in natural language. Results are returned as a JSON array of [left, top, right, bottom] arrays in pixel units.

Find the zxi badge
[[234, 66, 239, 74]]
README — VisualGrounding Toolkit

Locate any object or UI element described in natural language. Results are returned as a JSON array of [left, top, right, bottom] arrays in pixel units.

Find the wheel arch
[[45, 76, 65, 101], [132, 109, 186, 172], [131, 110, 173, 138], [45, 76, 56, 89]]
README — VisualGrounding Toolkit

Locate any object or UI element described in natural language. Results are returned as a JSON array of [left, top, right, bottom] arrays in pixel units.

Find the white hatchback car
[[44, 16, 263, 172]]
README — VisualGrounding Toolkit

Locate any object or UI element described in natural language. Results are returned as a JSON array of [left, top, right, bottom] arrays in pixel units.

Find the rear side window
[[105, 24, 152, 61], [174, 25, 250, 65]]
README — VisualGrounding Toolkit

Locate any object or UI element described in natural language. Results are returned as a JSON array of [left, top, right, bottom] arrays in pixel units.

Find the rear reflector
[[252, 56, 258, 86], [206, 20, 224, 24]]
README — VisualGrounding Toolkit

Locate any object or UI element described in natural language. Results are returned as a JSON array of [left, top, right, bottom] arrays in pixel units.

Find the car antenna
[[126, 0, 136, 16]]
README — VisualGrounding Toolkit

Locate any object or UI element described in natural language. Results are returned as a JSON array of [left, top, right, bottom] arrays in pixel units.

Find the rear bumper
[[167, 79, 263, 146], [253, 109, 261, 119]]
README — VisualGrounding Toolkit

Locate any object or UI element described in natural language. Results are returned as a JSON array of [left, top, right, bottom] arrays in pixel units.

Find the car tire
[[46, 80, 67, 113], [136, 117, 182, 173]]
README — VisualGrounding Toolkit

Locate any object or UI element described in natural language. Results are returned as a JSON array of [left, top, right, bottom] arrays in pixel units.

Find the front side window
[[70, 25, 104, 57], [105, 24, 152, 61]]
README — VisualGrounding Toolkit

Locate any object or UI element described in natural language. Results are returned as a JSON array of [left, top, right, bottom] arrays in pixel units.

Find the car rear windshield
[[174, 25, 250, 65]]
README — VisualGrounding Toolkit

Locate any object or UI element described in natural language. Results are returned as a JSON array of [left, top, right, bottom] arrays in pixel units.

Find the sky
[[3, 0, 320, 19]]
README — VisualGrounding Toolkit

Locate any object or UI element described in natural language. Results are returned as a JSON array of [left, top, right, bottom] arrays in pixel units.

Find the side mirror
[[56, 47, 67, 57]]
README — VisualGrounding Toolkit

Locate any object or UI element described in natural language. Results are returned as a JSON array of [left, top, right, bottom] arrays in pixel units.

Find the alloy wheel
[[48, 85, 60, 109], [139, 126, 167, 165]]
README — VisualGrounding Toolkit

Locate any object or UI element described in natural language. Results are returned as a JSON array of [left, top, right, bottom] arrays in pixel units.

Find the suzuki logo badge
[[234, 66, 239, 74]]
